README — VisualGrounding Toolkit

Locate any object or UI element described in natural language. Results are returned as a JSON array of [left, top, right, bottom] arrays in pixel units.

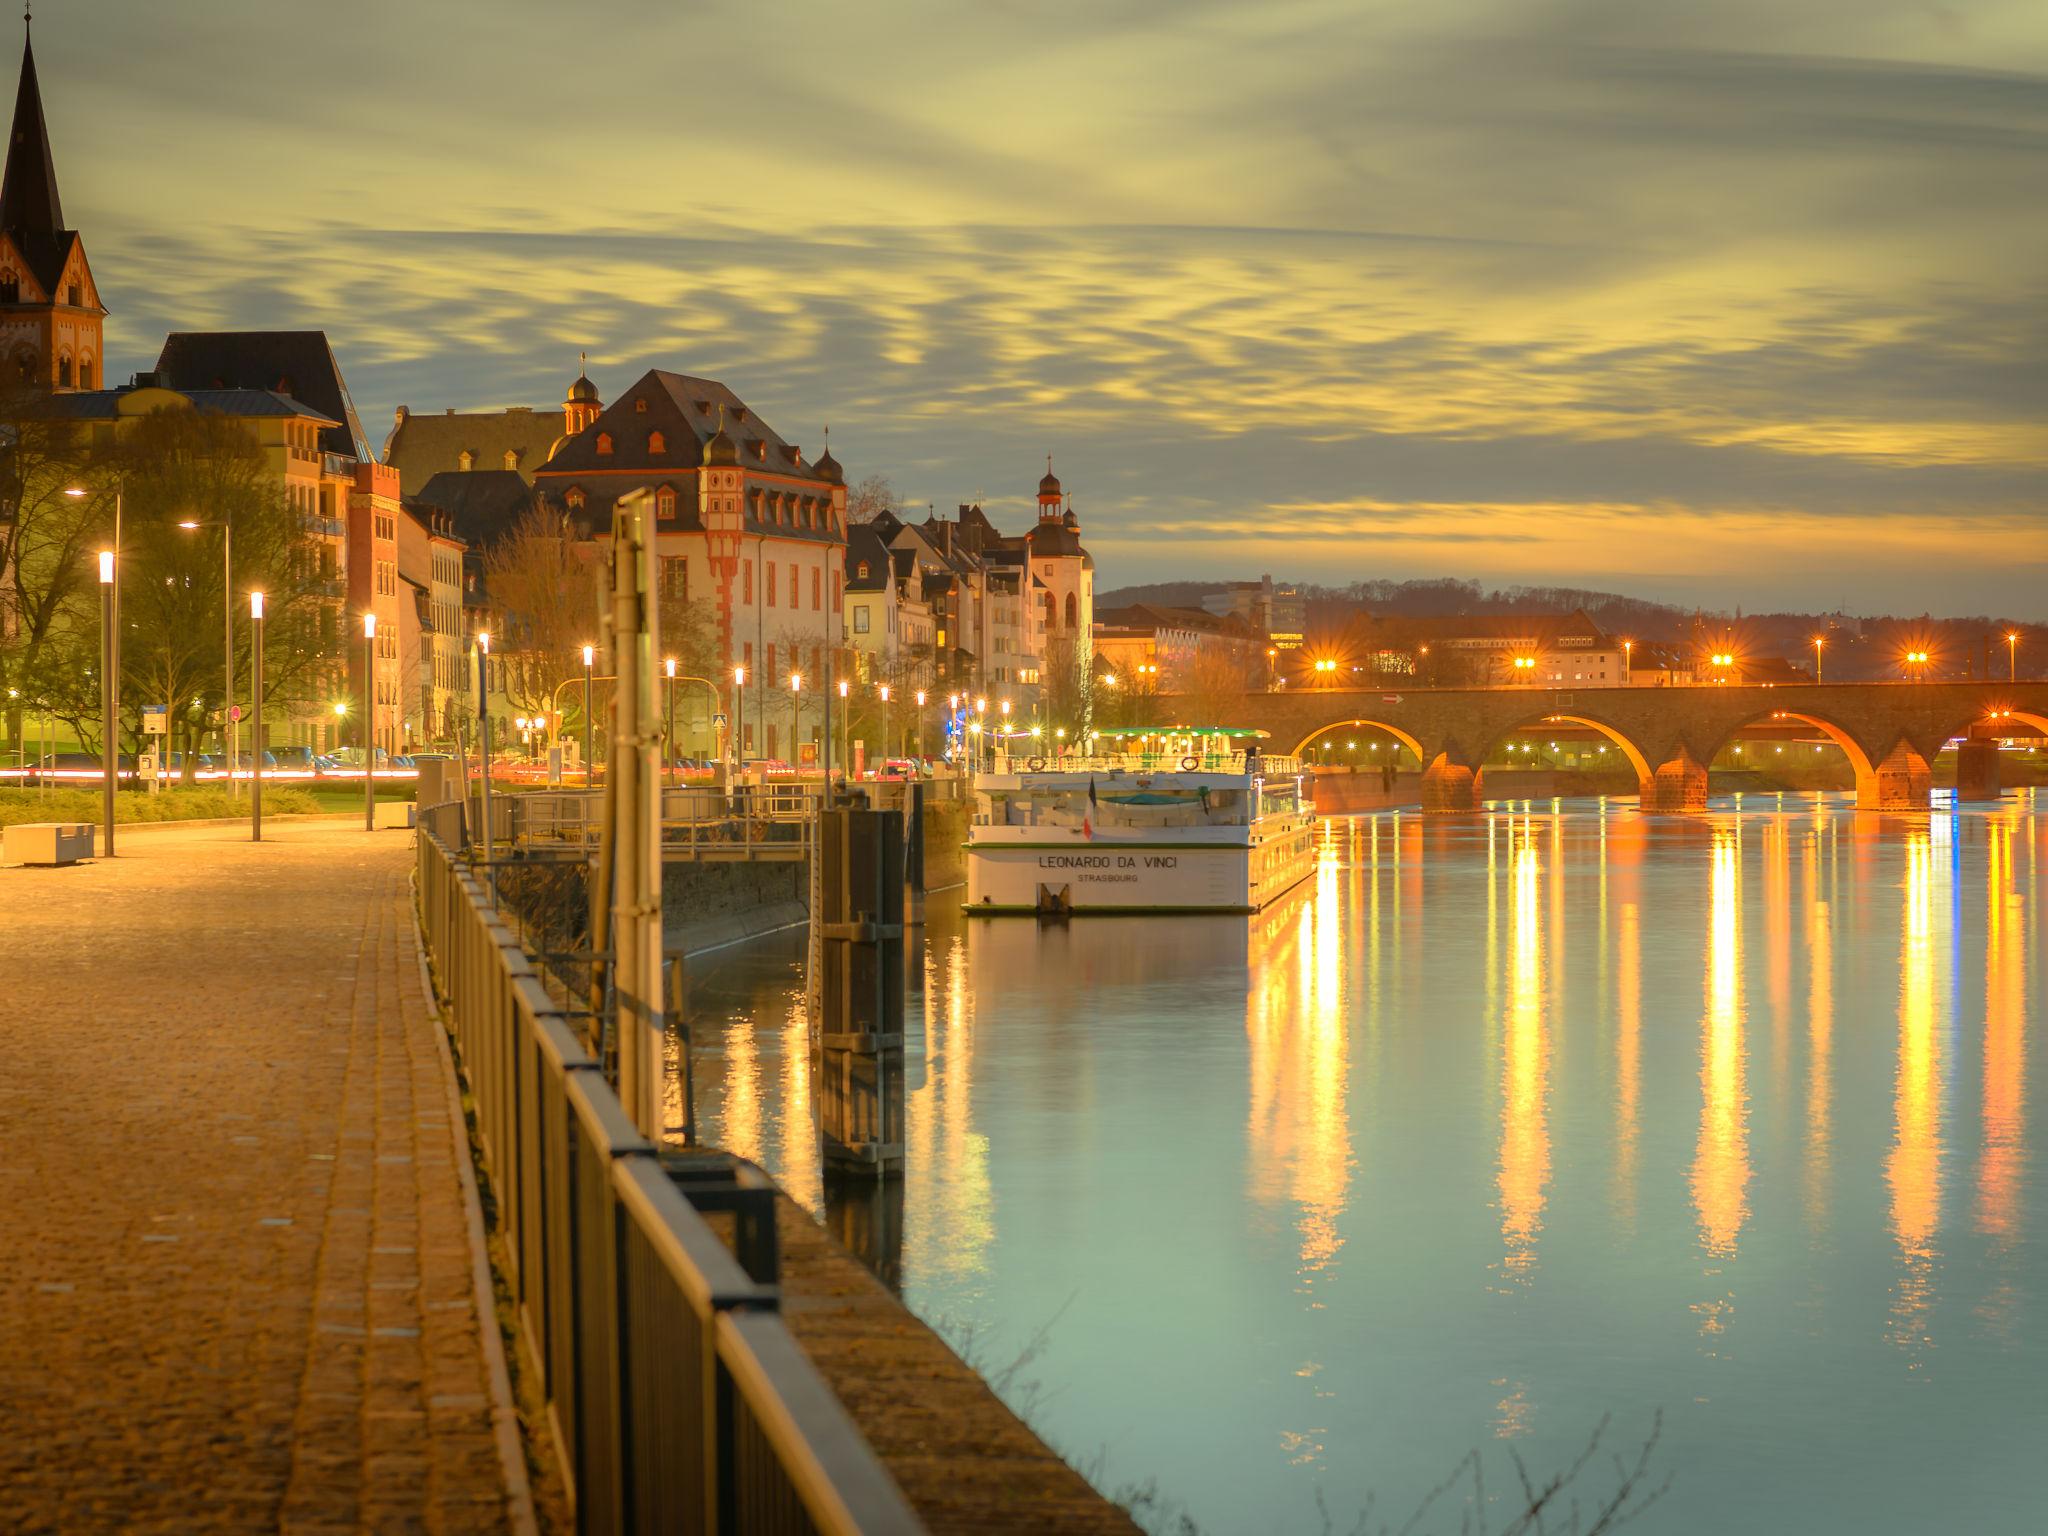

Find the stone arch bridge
[[1227, 681, 2048, 812]]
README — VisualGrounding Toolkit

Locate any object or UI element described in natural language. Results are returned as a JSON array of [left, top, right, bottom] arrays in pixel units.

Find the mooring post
[[814, 801, 906, 1177], [904, 777, 927, 927]]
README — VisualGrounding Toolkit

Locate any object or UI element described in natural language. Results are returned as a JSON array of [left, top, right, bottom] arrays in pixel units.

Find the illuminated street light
[[2007, 631, 2019, 682], [1812, 635, 1824, 684]]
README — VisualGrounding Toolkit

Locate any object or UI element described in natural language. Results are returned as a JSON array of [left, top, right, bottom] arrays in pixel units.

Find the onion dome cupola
[[702, 403, 739, 466], [562, 353, 602, 435], [814, 424, 843, 483], [1037, 453, 1063, 519]]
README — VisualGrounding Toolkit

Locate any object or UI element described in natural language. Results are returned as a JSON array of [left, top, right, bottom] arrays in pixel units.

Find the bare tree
[[482, 501, 602, 736], [845, 473, 899, 525], [0, 388, 100, 750]]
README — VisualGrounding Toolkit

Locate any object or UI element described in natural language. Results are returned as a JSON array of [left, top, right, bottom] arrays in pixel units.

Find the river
[[684, 790, 2045, 1534]]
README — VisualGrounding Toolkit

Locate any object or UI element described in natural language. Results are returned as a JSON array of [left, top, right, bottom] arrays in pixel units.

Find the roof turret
[[702, 403, 738, 466]]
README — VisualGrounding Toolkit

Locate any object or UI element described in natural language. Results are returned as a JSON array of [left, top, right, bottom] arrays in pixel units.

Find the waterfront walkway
[[0, 821, 523, 1533]]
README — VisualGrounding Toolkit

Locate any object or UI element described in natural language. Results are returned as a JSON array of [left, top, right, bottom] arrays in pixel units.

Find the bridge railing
[[989, 751, 1304, 778], [413, 822, 922, 1534]]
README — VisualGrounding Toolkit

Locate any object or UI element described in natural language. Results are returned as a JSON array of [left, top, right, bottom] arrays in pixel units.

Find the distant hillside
[[1095, 581, 1227, 611]]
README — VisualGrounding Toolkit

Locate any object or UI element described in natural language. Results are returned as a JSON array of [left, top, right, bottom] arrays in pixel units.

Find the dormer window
[[567, 487, 586, 510], [503, 450, 519, 470], [857, 561, 870, 579], [657, 486, 677, 518], [458, 450, 475, 471], [751, 440, 767, 462], [596, 433, 613, 455], [649, 431, 666, 454]]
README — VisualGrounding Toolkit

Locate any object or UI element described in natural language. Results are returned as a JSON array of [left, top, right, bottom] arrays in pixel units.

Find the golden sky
[[46, 0, 2048, 614]]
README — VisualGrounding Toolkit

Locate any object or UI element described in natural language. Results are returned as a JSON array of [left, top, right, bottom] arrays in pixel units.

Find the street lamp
[[878, 683, 891, 764], [2007, 631, 2019, 682], [69, 483, 122, 731], [914, 688, 926, 762], [1812, 636, 1824, 685], [362, 612, 377, 831], [97, 548, 116, 857], [789, 671, 804, 770], [837, 677, 850, 780], [663, 657, 677, 785], [1621, 639, 1631, 686], [475, 632, 493, 862], [177, 517, 236, 793], [250, 590, 264, 842], [1904, 649, 1930, 681], [581, 643, 596, 788], [733, 664, 747, 772]]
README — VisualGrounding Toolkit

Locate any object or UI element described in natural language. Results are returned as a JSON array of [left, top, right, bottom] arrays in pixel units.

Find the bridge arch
[[1480, 711, 1656, 783], [1287, 716, 1426, 762], [1712, 706, 1879, 783]]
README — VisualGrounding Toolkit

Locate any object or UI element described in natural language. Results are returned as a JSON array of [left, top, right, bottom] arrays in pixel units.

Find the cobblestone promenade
[[0, 822, 523, 1534]]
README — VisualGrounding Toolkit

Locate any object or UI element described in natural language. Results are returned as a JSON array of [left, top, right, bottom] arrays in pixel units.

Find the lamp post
[[177, 517, 235, 793], [476, 632, 493, 862], [914, 688, 926, 762], [732, 664, 746, 774], [975, 696, 988, 772], [2008, 631, 2019, 682], [1621, 639, 1631, 686], [362, 612, 377, 831], [663, 656, 677, 786], [581, 643, 595, 788], [879, 684, 892, 766], [999, 698, 1011, 772], [837, 677, 849, 781], [250, 590, 264, 841], [98, 548, 116, 857], [789, 671, 803, 770], [67, 482, 122, 742], [1812, 636, 1824, 685]]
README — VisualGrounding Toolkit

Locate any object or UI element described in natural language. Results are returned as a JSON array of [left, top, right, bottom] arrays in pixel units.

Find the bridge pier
[[1956, 738, 2002, 801], [1419, 757, 1482, 813], [1857, 742, 1931, 810], [1640, 748, 1709, 813]]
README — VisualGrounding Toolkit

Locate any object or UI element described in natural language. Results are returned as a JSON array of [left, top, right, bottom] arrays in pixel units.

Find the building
[[396, 502, 468, 744], [1094, 603, 1258, 690], [1334, 609, 1630, 689], [0, 25, 104, 392], [533, 368, 845, 761], [843, 526, 936, 687], [1201, 575, 1303, 651], [382, 365, 603, 496], [152, 329, 395, 751]]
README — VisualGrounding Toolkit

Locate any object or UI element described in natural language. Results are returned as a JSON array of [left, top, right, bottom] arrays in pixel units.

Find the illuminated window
[[458, 450, 474, 471], [567, 487, 585, 511], [649, 431, 666, 454], [854, 605, 870, 635], [634, 397, 648, 413], [503, 450, 518, 470], [596, 433, 613, 455], [857, 561, 869, 579]]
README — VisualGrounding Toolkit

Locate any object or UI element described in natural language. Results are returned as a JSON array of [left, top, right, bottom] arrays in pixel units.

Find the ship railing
[[990, 751, 1303, 777]]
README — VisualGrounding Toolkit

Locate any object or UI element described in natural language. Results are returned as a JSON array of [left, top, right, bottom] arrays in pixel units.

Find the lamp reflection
[[1886, 826, 1945, 1355], [1498, 825, 1549, 1279], [1977, 820, 2025, 1247], [1247, 850, 1351, 1294], [1614, 900, 1641, 1231], [905, 932, 995, 1289], [1692, 827, 1750, 1272]]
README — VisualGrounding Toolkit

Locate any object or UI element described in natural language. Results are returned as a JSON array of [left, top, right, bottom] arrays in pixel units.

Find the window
[[649, 431, 666, 454], [857, 561, 869, 579], [812, 568, 821, 610], [1043, 593, 1055, 626], [656, 485, 676, 518], [56, 354, 70, 387], [744, 562, 754, 603], [596, 433, 613, 455], [0, 272, 16, 303], [853, 604, 870, 635], [66, 283, 80, 307], [766, 561, 777, 607], [766, 643, 777, 683], [789, 566, 799, 608], [1065, 593, 1077, 628], [79, 356, 93, 389], [635, 397, 648, 413], [503, 450, 518, 470]]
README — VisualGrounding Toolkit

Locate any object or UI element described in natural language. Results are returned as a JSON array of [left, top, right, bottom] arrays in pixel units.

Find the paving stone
[[0, 823, 514, 1532]]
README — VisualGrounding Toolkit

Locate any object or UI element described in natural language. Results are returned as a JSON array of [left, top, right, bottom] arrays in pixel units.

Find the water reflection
[[1692, 827, 1750, 1268], [1887, 825, 1947, 1357], [681, 792, 2047, 1536], [1498, 821, 1551, 1283]]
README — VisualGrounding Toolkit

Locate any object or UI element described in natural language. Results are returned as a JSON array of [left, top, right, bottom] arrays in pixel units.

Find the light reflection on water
[[686, 792, 2045, 1535]]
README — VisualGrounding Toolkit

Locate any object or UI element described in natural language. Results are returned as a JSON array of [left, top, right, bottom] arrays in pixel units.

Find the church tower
[[0, 18, 103, 392]]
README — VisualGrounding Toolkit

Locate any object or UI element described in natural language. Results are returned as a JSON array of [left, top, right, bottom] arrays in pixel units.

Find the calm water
[[686, 791, 2046, 1534]]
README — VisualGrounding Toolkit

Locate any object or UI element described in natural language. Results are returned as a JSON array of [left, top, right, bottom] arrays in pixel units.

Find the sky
[[39, 0, 2048, 617]]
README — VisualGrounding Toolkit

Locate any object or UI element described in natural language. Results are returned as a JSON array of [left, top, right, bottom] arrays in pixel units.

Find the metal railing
[[414, 812, 922, 1534], [989, 750, 1304, 777], [479, 785, 824, 860]]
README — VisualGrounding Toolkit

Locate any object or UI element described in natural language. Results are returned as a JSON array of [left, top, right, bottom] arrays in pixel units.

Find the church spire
[[2, 17, 63, 235]]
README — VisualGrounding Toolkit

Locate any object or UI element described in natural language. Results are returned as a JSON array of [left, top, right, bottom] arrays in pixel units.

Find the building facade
[[383, 365, 603, 496], [0, 27, 104, 393], [532, 369, 845, 762]]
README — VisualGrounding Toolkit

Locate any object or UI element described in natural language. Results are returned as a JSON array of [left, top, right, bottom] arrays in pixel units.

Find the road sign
[[712, 712, 728, 726], [229, 705, 242, 721], [142, 705, 169, 735]]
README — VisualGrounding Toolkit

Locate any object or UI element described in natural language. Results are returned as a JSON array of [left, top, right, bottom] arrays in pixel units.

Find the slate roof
[[1097, 604, 1256, 641], [407, 469, 536, 553], [383, 405, 563, 496], [0, 32, 92, 297], [541, 369, 833, 486], [34, 386, 337, 425], [154, 331, 368, 460], [844, 527, 893, 593]]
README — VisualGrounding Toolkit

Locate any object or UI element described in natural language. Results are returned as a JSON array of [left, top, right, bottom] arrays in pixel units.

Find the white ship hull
[[966, 812, 1316, 915]]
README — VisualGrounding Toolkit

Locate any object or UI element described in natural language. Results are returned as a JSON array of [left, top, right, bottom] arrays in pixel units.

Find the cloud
[[40, 0, 2048, 617]]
